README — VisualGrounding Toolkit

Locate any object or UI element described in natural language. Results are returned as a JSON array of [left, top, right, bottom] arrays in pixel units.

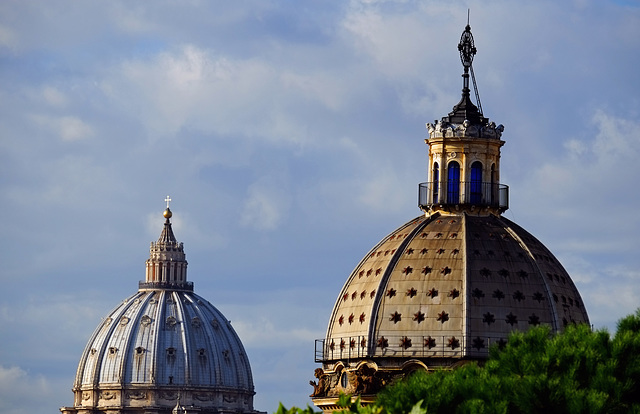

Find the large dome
[[324, 212, 588, 362], [310, 24, 589, 411], [61, 205, 259, 414]]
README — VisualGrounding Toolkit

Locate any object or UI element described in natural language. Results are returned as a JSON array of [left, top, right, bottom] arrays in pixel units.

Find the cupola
[[421, 24, 507, 216], [310, 23, 589, 413]]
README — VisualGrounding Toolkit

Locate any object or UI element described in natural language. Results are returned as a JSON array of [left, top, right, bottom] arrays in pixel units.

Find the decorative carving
[[126, 390, 147, 400], [424, 336, 436, 349], [529, 314, 540, 326], [437, 311, 449, 323], [100, 390, 117, 400], [483, 312, 495, 325], [377, 336, 389, 349], [140, 315, 152, 326], [223, 394, 238, 403], [353, 365, 392, 395], [389, 311, 402, 323], [448, 336, 460, 349], [400, 336, 412, 349], [194, 392, 212, 401], [310, 368, 330, 397], [82, 391, 91, 401], [159, 391, 178, 400], [472, 288, 485, 299], [472, 337, 485, 350]]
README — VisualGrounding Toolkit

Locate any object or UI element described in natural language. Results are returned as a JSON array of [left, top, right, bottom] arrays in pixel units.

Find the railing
[[138, 281, 194, 291], [418, 181, 508, 211], [315, 334, 508, 363]]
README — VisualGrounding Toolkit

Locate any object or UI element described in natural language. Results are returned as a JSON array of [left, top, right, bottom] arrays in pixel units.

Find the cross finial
[[165, 195, 172, 209]]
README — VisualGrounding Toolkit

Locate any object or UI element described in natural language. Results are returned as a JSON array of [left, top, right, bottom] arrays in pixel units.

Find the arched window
[[433, 162, 439, 204], [447, 161, 460, 204], [470, 161, 483, 204], [490, 163, 496, 204]]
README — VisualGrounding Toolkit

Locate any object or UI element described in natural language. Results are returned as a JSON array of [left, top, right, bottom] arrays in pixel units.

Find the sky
[[0, 0, 639, 413]]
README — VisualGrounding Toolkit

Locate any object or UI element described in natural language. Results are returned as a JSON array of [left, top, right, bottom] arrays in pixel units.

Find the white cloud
[[0, 365, 54, 414], [241, 175, 292, 231], [31, 114, 94, 142], [41, 86, 68, 107]]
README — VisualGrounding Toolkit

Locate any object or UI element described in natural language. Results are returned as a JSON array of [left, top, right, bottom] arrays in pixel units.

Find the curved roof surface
[[62, 207, 258, 414], [75, 289, 253, 391], [323, 212, 589, 361]]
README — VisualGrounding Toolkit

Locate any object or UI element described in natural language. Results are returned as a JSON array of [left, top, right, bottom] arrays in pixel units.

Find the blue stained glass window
[[447, 161, 460, 204], [470, 161, 482, 204], [433, 162, 439, 204]]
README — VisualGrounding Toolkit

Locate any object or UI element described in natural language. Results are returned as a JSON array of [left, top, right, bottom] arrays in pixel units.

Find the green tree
[[278, 310, 640, 414], [376, 309, 640, 414]]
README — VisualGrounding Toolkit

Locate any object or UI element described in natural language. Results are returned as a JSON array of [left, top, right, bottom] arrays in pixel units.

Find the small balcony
[[418, 181, 508, 212], [315, 334, 508, 362], [138, 281, 194, 292]]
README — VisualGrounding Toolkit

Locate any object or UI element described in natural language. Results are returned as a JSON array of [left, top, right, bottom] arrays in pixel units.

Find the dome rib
[[174, 291, 192, 386], [324, 217, 425, 344], [367, 215, 437, 356], [498, 216, 560, 332]]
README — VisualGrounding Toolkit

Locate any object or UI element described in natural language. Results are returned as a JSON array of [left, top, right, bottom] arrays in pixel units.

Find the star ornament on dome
[[424, 336, 436, 349], [437, 311, 449, 323], [390, 311, 402, 323], [413, 310, 425, 323], [377, 336, 389, 349], [472, 337, 485, 350], [448, 336, 460, 349], [400, 336, 412, 349], [483, 312, 495, 325]]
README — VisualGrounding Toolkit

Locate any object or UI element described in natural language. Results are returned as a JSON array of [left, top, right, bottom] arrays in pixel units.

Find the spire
[[140, 196, 192, 291], [158, 206, 178, 244], [443, 21, 486, 125]]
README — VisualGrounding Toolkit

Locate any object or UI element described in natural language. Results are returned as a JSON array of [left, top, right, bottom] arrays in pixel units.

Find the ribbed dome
[[62, 206, 258, 414], [324, 212, 589, 362], [75, 290, 253, 395]]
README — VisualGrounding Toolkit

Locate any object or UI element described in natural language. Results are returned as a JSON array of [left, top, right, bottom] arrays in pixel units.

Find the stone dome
[[324, 212, 588, 362], [61, 205, 259, 414], [310, 24, 589, 411]]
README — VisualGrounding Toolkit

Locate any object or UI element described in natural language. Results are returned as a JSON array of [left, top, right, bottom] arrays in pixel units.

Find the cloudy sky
[[1, 1, 639, 413]]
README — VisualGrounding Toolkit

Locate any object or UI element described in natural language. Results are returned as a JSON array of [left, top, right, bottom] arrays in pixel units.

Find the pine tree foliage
[[377, 309, 640, 414], [278, 310, 640, 414]]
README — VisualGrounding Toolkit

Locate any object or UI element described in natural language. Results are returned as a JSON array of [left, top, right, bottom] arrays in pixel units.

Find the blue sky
[[1, 1, 639, 413]]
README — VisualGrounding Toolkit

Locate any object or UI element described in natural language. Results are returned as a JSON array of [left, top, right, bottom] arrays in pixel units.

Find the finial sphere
[[163, 208, 172, 219]]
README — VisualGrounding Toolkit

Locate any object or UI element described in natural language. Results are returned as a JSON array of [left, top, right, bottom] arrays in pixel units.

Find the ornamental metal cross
[[165, 195, 172, 209]]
